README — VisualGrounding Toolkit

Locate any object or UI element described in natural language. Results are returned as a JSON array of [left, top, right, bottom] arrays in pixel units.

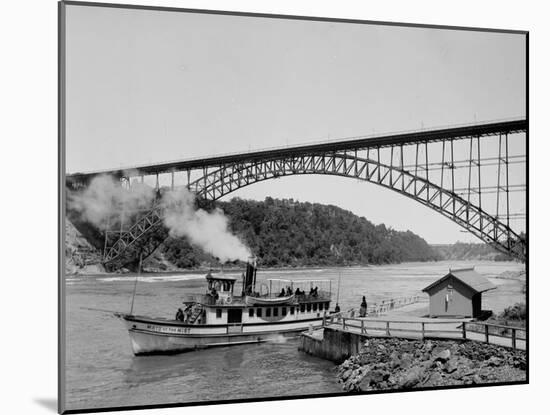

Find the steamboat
[[117, 259, 333, 355]]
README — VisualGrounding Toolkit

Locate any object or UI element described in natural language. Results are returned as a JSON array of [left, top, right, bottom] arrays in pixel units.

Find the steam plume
[[161, 188, 251, 263], [68, 175, 154, 230], [69, 175, 251, 263]]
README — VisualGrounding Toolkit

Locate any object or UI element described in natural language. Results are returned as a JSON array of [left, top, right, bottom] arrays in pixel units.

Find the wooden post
[[342, 318, 346, 331], [462, 322, 467, 339], [386, 321, 390, 336], [485, 324, 490, 343], [512, 328, 517, 349], [322, 312, 326, 327], [421, 322, 425, 339], [361, 319, 365, 335]]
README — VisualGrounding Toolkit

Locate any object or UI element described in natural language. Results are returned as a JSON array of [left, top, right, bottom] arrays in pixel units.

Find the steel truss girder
[[102, 144, 526, 267]]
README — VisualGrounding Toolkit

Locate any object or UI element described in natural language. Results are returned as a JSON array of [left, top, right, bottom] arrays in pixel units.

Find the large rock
[[400, 366, 426, 389], [434, 349, 451, 362], [444, 358, 459, 373], [400, 352, 413, 369], [341, 369, 353, 382]]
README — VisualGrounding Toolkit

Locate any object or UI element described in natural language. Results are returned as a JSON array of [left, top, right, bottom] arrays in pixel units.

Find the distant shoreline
[[65, 259, 525, 279]]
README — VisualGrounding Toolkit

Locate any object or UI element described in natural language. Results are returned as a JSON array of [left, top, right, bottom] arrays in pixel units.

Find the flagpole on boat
[[336, 270, 341, 305], [130, 251, 143, 316]]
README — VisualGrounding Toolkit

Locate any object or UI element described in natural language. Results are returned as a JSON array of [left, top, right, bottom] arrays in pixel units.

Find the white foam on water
[[97, 274, 206, 283]]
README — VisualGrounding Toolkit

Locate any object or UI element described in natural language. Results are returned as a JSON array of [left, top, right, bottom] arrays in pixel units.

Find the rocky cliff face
[[65, 221, 105, 275], [65, 220, 181, 275], [336, 338, 526, 391]]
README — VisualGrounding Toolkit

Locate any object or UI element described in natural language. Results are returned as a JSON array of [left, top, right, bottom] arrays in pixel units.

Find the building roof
[[422, 267, 497, 294]]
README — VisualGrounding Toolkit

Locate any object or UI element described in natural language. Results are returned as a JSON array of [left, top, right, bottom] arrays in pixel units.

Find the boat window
[[257, 308, 262, 317], [266, 308, 271, 317], [216, 309, 222, 319], [313, 303, 318, 311], [249, 308, 254, 317], [290, 307, 295, 315], [300, 304, 305, 313], [306, 303, 312, 312], [282, 307, 287, 316], [273, 307, 278, 317]]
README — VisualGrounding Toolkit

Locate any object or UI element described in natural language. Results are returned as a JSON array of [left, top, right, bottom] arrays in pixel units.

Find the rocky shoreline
[[336, 338, 526, 392]]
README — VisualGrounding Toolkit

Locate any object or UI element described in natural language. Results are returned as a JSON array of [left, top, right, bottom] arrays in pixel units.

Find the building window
[[313, 303, 318, 311], [300, 304, 305, 313], [249, 308, 254, 317], [266, 308, 271, 317], [273, 307, 279, 317], [257, 308, 262, 317], [306, 303, 312, 312], [216, 309, 222, 319], [290, 307, 295, 315], [282, 307, 287, 316]]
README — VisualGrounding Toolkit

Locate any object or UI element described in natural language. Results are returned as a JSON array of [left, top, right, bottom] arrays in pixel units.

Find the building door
[[472, 293, 482, 317], [227, 309, 242, 324]]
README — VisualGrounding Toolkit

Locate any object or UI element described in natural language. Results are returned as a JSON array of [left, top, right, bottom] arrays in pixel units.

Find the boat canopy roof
[[205, 272, 237, 282], [266, 278, 331, 283]]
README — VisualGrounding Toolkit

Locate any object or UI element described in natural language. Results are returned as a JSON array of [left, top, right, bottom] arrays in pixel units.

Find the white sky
[[65, 4, 526, 244]]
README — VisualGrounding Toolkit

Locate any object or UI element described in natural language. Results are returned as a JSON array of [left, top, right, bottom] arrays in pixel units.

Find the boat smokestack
[[244, 256, 257, 295]]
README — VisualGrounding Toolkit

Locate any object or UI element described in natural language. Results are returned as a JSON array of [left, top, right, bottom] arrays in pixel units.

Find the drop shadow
[[34, 398, 57, 413]]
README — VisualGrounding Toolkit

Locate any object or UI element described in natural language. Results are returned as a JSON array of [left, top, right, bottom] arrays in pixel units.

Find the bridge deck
[[67, 118, 526, 182]]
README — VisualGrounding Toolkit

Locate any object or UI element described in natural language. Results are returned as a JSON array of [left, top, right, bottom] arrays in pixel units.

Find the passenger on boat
[[310, 286, 319, 297], [286, 286, 293, 296], [175, 308, 184, 322], [295, 288, 301, 296], [278, 288, 286, 297], [183, 308, 192, 322], [334, 303, 341, 313], [359, 296, 368, 317]]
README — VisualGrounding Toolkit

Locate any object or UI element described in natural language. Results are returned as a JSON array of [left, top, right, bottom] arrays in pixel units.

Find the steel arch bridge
[[66, 119, 527, 270]]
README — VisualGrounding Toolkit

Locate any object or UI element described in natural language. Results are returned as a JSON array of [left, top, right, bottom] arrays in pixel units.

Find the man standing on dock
[[359, 296, 368, 317]]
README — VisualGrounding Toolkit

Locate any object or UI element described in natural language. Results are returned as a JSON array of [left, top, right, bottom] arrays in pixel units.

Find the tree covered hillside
[[160, 197, 440, 268]]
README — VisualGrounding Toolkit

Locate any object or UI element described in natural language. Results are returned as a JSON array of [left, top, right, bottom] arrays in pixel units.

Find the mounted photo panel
[[59, 1, 527, 413]]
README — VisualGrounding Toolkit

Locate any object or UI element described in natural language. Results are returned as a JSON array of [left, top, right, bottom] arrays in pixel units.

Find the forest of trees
[[431, 241, 513, 261], [159, 197, 441, 268]]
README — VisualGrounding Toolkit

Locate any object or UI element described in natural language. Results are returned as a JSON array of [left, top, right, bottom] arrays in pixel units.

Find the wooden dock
[[300, 313, 525, 363], [321, 313, 526, 350]]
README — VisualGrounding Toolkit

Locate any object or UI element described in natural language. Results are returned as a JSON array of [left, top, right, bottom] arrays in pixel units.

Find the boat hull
[[120, 314, 323, 355]]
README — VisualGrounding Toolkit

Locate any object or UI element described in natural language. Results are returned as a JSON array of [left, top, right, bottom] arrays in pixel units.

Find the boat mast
[[129, 252, 143, 315], [336, 270, 341, 305]]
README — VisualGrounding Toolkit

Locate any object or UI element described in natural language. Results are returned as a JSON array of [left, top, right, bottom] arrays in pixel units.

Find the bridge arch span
[[187, 152, 523, 261]]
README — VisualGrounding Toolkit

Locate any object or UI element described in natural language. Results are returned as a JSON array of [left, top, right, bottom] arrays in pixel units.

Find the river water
[[64, 260, 525, 411]]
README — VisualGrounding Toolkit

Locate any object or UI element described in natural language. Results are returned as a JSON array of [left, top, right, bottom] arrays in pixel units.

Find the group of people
[[276, 286, 321, 297], [278, 286, 294, 297], [176, 306, 205, 324], [331, 296, 368, 317]]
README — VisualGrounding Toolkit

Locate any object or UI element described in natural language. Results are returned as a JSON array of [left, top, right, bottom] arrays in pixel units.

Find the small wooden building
[[422, 267, 496, 318]]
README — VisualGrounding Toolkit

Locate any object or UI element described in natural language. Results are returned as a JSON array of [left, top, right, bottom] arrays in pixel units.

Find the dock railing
[[322, 313, 526, 350], [348, 295, 423, 316], [462, 321, 526, 349]]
